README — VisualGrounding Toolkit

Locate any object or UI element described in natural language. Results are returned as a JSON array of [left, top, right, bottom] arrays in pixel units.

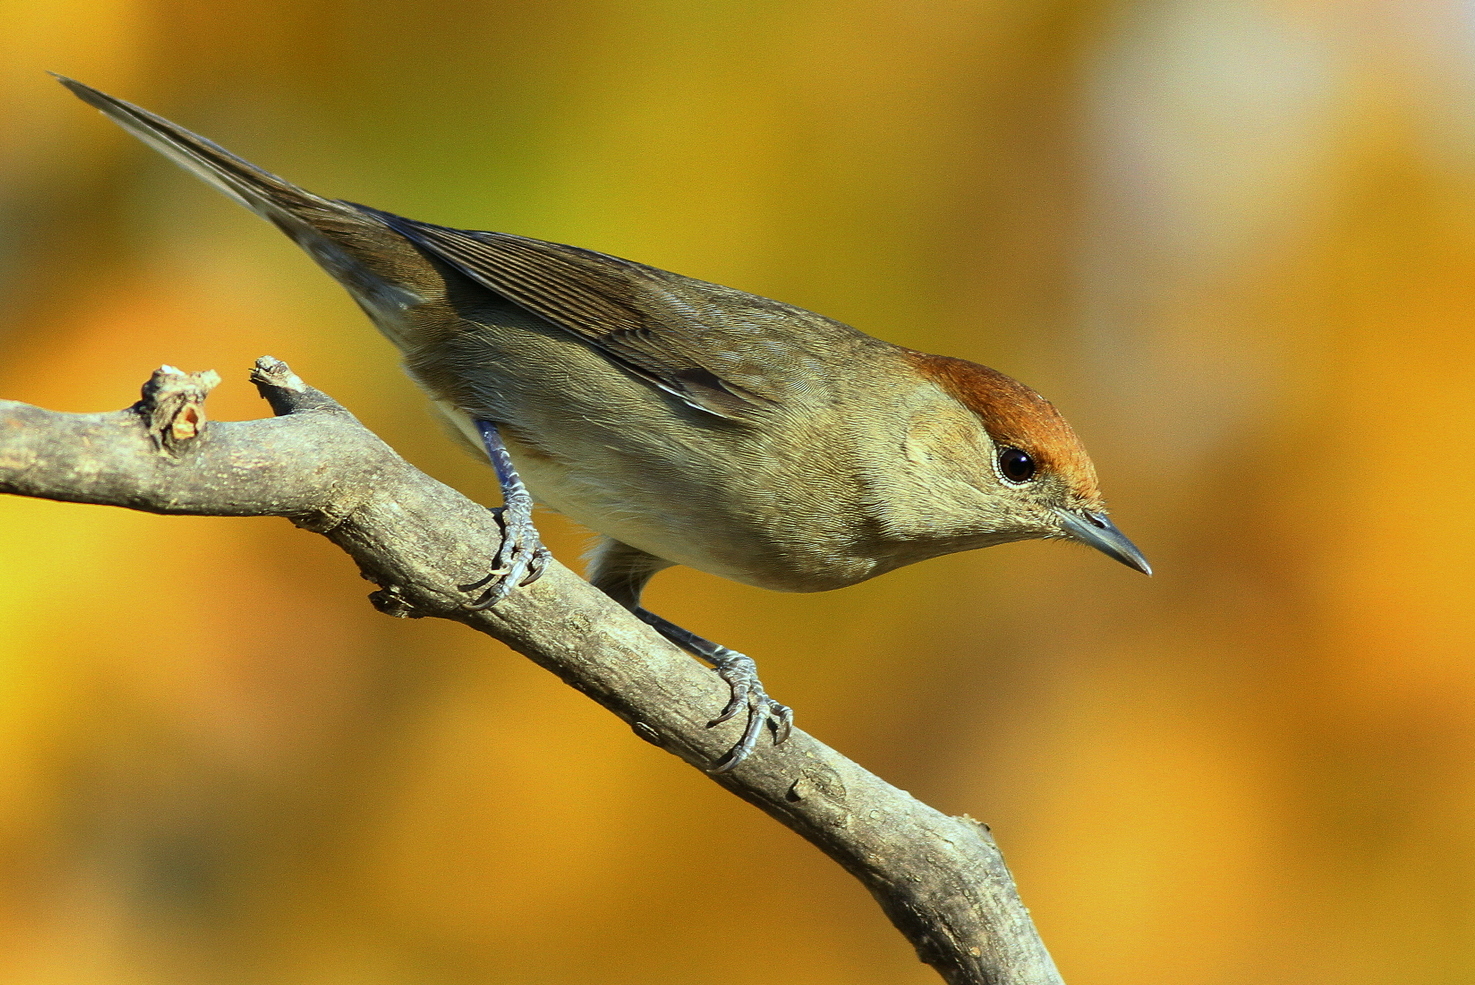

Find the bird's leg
[[461, 419, 551, 609], [632, 608, 793, 772], [586, 538, 792, 771]]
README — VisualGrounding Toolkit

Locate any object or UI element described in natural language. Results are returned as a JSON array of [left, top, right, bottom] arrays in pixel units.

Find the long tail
[[54, 75, 345, 235], [55, 75, 434, 350]]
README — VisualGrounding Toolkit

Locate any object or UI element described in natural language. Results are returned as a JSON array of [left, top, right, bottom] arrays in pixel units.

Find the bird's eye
[[998, 447, 1036, 484]]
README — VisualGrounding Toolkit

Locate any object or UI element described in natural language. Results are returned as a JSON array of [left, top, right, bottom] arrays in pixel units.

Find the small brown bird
[[59, 76, 1149, 770]]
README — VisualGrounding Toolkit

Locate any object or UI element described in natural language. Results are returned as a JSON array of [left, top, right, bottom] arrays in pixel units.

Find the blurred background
[[2, 0, 1474, 982]]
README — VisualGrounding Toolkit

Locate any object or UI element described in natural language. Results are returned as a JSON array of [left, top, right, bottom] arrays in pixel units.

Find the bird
[[57, 76, 1150, 771]]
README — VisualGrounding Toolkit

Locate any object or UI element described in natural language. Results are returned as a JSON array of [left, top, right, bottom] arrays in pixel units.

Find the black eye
[[998, 447, 1036, 483]]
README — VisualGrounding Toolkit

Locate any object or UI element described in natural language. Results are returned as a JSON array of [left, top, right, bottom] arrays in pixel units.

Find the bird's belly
[[523, 451, 870, 592], [523, 452, 879, 597], [430, 401, 879, 593]]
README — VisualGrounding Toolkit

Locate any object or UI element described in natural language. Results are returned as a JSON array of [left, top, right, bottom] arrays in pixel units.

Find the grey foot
[[708, 649, 794, 773], [461, 417, 551, 610], [461, 504, 551, 609], [633, 607, 793, 772]]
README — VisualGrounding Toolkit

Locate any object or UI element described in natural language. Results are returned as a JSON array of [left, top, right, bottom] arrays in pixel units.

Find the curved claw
[[458, 418, 548, 610], [709, 690, 792, 774], [628, 607, 792, 773], [707, 681, 750, 728], [771, 703, 794, 745], [459, 505, 548, 610], [522, 544, 552, 586], [706, 659, 792, 773]]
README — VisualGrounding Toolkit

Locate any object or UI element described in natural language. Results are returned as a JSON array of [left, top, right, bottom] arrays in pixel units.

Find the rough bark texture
[[0, 359, 1064, 985]]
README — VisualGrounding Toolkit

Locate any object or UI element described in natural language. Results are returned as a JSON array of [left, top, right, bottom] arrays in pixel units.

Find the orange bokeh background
[[4, 2, 1475, 982]]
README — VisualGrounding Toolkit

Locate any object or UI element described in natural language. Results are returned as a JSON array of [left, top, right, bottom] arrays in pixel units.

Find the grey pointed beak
[[1054, 508, 1152, 576]]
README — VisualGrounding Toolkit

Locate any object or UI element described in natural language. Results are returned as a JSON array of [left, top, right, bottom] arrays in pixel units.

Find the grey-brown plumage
[[58, 76, 1148, 770]]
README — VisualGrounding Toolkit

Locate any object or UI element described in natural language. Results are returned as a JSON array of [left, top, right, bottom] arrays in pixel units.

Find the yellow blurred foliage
[[3, 1, 1475, 983]]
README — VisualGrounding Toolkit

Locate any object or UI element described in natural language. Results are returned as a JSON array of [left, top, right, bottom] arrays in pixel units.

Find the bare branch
[[0, 359, 1064, 985]]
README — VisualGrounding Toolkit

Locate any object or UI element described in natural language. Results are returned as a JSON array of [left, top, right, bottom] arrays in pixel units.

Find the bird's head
[[895, 352, 1150, 575]]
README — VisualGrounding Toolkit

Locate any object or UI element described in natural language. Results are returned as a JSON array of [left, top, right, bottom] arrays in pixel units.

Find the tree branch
[[0, 358, 1064, 985]]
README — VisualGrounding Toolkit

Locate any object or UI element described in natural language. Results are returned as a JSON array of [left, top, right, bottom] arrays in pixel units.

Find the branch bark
[[0, 358, 1064, 985]]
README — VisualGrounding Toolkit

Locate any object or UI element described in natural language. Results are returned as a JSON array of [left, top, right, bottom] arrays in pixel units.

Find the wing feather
[[349, 206, 879, 420]]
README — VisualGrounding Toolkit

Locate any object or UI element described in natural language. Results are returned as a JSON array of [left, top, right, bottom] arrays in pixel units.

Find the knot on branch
[[135, 365, 221, 454]]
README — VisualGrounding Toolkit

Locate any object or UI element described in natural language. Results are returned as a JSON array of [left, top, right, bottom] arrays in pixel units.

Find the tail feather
[[54, 74, 433, 345], [53, 74, 337, 228]]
